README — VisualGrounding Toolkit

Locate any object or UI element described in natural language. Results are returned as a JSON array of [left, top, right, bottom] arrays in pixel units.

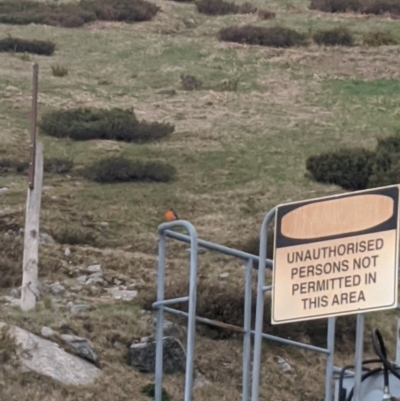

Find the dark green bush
[[81, 0, 160, 22], [313, 27, 354, 46], [83, 157, 176, 183], [180, 74, 203, 91], [309, 0, 400, 16], [306, 148, 375, 190], [363, 31, 399, 46], [309, 0, 361, 12], [0, 37, 55, 55], [0, 0, 159, 28], [39, 108, 174, 143], [218, 25, 308, 47], [141, 383, 171, 401], [196, 0, 239, 15], [362, 0, 400, 16], [196, 0, 257, 15], [0, 1, 96, 27]]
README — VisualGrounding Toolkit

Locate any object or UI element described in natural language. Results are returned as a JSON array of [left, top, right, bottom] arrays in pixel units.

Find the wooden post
[[21, 63, 43, 312]]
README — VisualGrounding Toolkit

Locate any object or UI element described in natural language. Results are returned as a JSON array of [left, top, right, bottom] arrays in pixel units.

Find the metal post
[[29, 63, 38, 190], [154, 232, 166, 401], [183, 226, 198, 401], [251, 208, 276, 401], [324, 317, 336, 401], [242, 258, 253, 401], [353, 314, 365, 401]]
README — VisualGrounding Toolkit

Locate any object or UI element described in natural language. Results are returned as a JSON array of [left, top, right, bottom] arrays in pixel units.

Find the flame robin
[[164, 208, 179, 222]]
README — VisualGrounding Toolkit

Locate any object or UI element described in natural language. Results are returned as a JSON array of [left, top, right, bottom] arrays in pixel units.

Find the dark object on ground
[[313, 27, 354, 46], [257, 9, 276, 19], [82, 157, 176, 183], [39, 108, 174, 143], [218, 25, 308, 48], [130, 337, 185, 374], [306, 148, 374, 190], [0, 36, 55, 55], [180, 74, 203, 91], [309, 0, 400, 16]]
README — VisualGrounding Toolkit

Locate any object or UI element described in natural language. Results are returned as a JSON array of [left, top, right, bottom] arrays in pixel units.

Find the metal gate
[[152, 207, 339, 401]]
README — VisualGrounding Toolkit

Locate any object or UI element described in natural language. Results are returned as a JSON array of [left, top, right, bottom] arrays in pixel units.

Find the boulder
[[0, 322, 101, 386], [129, 336, 186, 374]]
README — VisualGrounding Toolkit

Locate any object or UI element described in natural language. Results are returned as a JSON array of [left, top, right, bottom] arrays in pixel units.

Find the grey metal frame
[[152, 209, 338, 401]]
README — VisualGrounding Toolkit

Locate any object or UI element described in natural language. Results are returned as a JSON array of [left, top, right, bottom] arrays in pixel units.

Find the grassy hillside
[[1, 0, 400, 400]]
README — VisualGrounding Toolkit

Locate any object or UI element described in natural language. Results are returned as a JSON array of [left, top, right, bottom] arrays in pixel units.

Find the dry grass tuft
[[51, 65, 68, 77], [363, 31, 399, 46], [180, 74, 203, 91], [312, 27, 354, 46], [218, 25, 308, 47], [0, 36, 55, 55]]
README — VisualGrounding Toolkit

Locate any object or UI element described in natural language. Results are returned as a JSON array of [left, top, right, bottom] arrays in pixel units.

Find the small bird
[[164, 208, 179, 222]]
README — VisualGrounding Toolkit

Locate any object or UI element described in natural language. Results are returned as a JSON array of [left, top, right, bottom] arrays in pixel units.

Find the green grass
[[2, 0, 400, 400]]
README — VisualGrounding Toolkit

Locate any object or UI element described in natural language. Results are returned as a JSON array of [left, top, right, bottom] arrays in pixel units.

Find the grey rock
[[0, 187, 9, 194], [70, 285, 83, 293], [129, 336, 186, 374], [86, 276, 106, 286], [67, 302, 89, 314], [88, 271, 102, 279], [219, 272, 230, 278], [40, 233, 55, 244], [114, 279, 123, 286], [64, 248, 71, 257], [276, 356, 291, 372], [76, 275, 87, 283], [51, 283, 66, 297], [0, 323, 101, 386], [86, 264, 101, 273], [41, 327, 55, 337], [60, 334, 98, 366], [193, 370, 211, 389], [108, 288, 138, 302], [153, 319, 186, 342], [10, 287, 21, 298]]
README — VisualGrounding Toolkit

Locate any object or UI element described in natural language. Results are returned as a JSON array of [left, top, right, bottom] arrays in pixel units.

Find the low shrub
[[313, 27, 354, 46], [257, 9, 276, 19], [51, 64, 68, 77], [195, 0, 256, 15], [305, 148, 374, 190], [0, 37, 55, 55], [82, 156, 176, 183], [0, 0, 159, 28], [195, 0, 239, 15], [309, 0, 361, 13], [218, 25, 308, 48], [0, 1, 96, 28], [51, 227, 107, 247], [362, 0, 400, 16], [363, 31, 399, 46], [81, 0, 160, 22], [39, 108, 174, 143], [310, 0, 400, 16], [141, 383, 171, 401]]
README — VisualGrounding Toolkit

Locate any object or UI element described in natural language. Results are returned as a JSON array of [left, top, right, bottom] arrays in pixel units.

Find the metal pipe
[[324, 318, 336, 401], [353, 314, 365, 401], [154, 231, 166, 401], [152, 296, 189, 308], [251, 208, 276, 401], [242, 259, 253, 401], [164, 230, 274, 269]]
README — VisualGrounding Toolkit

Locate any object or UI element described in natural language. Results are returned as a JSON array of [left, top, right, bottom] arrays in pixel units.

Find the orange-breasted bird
[[164, 208, 179, 222]]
